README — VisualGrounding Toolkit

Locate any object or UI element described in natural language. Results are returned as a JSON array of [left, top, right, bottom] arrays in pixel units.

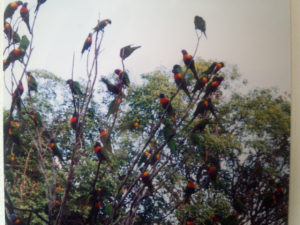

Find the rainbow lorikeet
[[159, 93, 175, 122], [26, 72, 38, 92], [101, 78, 122, 95], [93, 19, 111, 33], [184, 179, 196, 203], [11, 81, 24, 112], [187, 217, 194, 225], [5, 164, 14, 186], [273, 183, 284, 203], [203, 62, 224, 76], [66, 79, 83, 96], [105, 202, 113, 219], [139, 168, 154, 196], [94, 142, 114, 168], [106, 95, 122, 119], [162, 118, 177, 155], [233, 198, 246, 214], [138, 149, 151, 167], [192, 74, 208, 94], [4, 22, 13, 42], [70, 112, 82, 130], [181, 50, 199, 82], [98, 127, 113, 155], [190, 98, 218, 126], [84, 188, 101, 210], [12, 31, 21, 43], [120, 45, 141, 60], [192, 118, 214, 132], [194, 16, 207, 38], [204, 76, 224, 98], [204, 164, 218, 191], [4, 48, 25, 71], [119, 118, 141, 132], [8, 118, 21, 146], [30, 111, 43, 127], [117, 187, 125, 200], [34, 0, 47, 13], [49, 138, 63, 162], [220, 215, 238, 225], [172, 65, 192, 101], [4, 1, 23, 21], [81, 33, 92, 55], [20, 3, 31, 34], [150, 151, 160, 166], [6, 153, 15, 164], [211, 213, 223, 222], [114, 69, 130, 87], [10, 214, 26, 225], [19, 35, 30, 51]]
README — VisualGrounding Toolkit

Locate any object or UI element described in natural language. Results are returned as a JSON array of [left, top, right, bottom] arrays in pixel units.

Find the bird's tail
[[34, 3, 40, 13], [26, 22, 32, 35], [185, 89, 192, 101], [133, 46, 141, 50]]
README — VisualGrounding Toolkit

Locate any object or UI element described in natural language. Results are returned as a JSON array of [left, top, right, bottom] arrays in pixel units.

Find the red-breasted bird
[[119, 118, 141, 132], [94, 142, 113, 168], [114, 69, 130, 87], [4, 1, 23, 21], [139, 167, 154, 196], [203, 62, 224, 76], [4, 48, 25, 71], [26, 71, 38, 92], [70, 112, 79, 130], [49, 138, 63, 162], [120, 45, 141, 60], [101, 78, 122, 95], [98, 127, 113, 155], [106, 96, 122, 119], [93, 19, 111, 33], [11, 81, 24, 112], [34, 0, 47, 13], [204, 164, 218, 191], [187, 217, 194, 225], [20, 2, 32, 34], [192, 74, 208, 94], [85, 188, 101, 210], [272, 183, 284, 203], [204, 76, 224, 98], [10, 214, 26, 225], [159, 93, 175, 122], [172, 65, 192, 101], [194, 16, 207, 38], [184, 179, 196, 203], [66, 79, 83, 96], [138, 149, 151, 167], [211, 213, 223, 222], [181, 50, 199, 82], [81, 33, 92, 55]]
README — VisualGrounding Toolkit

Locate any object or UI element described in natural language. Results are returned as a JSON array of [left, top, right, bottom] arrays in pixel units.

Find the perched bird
[[119, 118, 141, 132], [204, 164, 218, 191], [192, 74, 208, 94], [30, 111, 43, 127], [139, 168, 154, 196], [106, 96, 122, 119], [5, 164, 14, 186], [189, 132, 203, 152], [138, 150, 151, 167], [84, 188, 101, 210], [20, 2, 31, 34], [4, 48, 25, 71], [172, 65, 192, 101], [8, 118, 21, 146], [12, 31, 21, 43], [4, 1, 23, 21], [34, 0, 47, 13], [184, 179, 196, 203], [70, 112, 80, 130], [233, 198, 246, 214], [187, 217, 194, 225], [194, 16, 207, 38], [162, 118, 177, 155], [150, 151, 160, 166], [49, 138, 63, 162], [98, 127, 113, 155], [204, 76, 224, 98], [93, 19, 111, 33], [192, 119, 212, 133], [66, 79, 83, 96], [120, 45, 141, 60], [101, 78, 122, 95], [203, 62, 224, 76], [181, 50, 199, 81], [273, 183, 284, 203], [81, 33, 92, 55], [211, 213, 223, 222], [159, 93, 175, 122], [4, 22, 13, 42], [94, 142, 114, 168], [114, 69, 130, 87], [19, 35, 30, 51], [26, 72, 38, 92], [105, 202, 113, 218], [11, 81, 24, 112], [117, 187, 125, 201], [10, 214, 26, 225], [6, 153, 15, 164]]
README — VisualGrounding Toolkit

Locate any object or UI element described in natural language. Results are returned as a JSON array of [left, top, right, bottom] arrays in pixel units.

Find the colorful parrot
[[138, 150, 151, 167], [20, 3, 31, 34], [106, 96, 122, 119], [8, 118, 21, 146], [93, 19, 111, 33], [159, 93, 175, 122], [114, 69, 130, 87], [5, 164, 14, 186], [204, 164, 218, 191], [233, 198, 246, 214], [120, 45, 141, 60], [49, 138, 63, 162], [10, 214, 26, 225], [98, 127, 113, 155], [139, 168, 154, 196], [4, 1, 23, 21], [211, 213, 223, 222], [272, 183, 284, 203], [194, 16, 207, 38], [184, 179, 196, 203], [192, 74, 208, 94], [66, 79, 83, 96], [70, 112, 79, 130], [192, 119, 212, 133], [19, 35, 30, 51], [101, 78, 122, 95], [84, 188, 101, 210], [12, 31, 21, 43], [162, 118, 177, 155], [204, 76, 224, 98], [34, 0, 47, 13], [26, 71, 38, 92], [94, 142, 114, 168], [4, 48, 25, 71], [181, 50, 199, 81], [150, 151, 160, 166], [11, 81, 24, 112], [30, 111, 43, 127], [81, 33, 92, 55], [116, 186, 126, 201], [203, 62, 224, 76], [4, 22, 13, 42], [105, 202, 113, 219], [119, 118, 141, 132], [187, 217, 194, 225], [172, 65, 192, 101], [6, 153, 15, 164]]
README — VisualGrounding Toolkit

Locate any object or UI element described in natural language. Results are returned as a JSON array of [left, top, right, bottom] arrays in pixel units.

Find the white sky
[[2, 0, 291, 109]]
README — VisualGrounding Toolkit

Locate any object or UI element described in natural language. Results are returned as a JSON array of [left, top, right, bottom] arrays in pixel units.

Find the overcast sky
[[2, 0, 291, 109]]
